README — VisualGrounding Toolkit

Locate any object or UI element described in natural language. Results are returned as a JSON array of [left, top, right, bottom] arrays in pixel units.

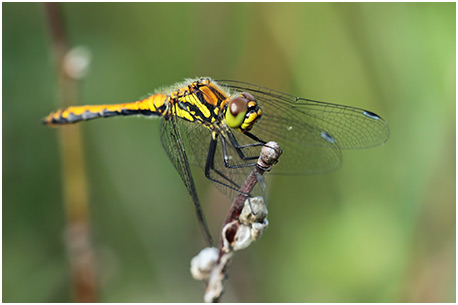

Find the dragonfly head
[[224, 92, 262, 132]]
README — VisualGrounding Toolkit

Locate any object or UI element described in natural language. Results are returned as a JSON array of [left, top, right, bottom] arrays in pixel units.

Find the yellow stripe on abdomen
[[42, 94, 168, 125]]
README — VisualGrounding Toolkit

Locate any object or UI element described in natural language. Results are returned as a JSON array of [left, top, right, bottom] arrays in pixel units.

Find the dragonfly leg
[[240, 131, 266, 145], [204, 136, 251, 195], [221, 132, 265, 168]]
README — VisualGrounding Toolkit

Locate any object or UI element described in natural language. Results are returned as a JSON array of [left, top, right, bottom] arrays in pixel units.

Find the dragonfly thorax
[[224, 92, 262, 133]]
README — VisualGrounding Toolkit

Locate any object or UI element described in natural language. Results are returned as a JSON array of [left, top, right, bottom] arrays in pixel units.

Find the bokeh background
[[3, 2, 455, 302]]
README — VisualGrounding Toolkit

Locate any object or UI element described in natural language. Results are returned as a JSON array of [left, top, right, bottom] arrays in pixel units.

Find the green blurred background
[[3, 2, 455, 302]]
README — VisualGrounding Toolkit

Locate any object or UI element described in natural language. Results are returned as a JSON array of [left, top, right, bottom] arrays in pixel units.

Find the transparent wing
[[217, 80, 389, 175], [178, 117, 264, 201], [159, 113, 213, 245]]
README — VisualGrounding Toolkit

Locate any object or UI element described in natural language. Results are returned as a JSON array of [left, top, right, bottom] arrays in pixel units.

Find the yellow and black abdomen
[[42, 93, 169, 125]]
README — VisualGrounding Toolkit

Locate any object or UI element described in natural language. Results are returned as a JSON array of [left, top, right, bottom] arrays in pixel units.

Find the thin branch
[[43, 3, 96, 302], [191, 142, 282, 302]]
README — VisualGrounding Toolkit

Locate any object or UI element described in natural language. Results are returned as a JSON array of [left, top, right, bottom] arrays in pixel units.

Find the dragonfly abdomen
[[42, 93, 169, 125]]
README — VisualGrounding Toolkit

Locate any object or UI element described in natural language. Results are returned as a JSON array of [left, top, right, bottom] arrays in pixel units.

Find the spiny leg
[[203, 133, 268, 198], [204, 135, 243, 193], [221, 131, 265, 168]]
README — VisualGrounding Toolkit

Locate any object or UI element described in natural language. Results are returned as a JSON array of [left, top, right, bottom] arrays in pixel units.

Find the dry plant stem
[[206, 142, 281, 302], [218, 166, 265, 256], [44, 3, 96, 302], [219, 142, 281, 259]]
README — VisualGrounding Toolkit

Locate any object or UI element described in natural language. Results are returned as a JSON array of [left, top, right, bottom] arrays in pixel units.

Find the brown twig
[[43, 3, 96, 302], [190, 142, 282, 302]]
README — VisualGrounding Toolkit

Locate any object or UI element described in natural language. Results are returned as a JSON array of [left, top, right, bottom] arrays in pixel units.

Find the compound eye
[[225, 95, 248, 128]]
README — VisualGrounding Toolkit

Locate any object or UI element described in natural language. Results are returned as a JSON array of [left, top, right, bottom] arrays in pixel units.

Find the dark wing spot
[[321, 131, 336, 144], [363, 111, 381, 120]]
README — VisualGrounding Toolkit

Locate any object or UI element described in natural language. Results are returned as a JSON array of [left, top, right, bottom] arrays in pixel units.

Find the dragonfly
[[43, 77, 389, 245]]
